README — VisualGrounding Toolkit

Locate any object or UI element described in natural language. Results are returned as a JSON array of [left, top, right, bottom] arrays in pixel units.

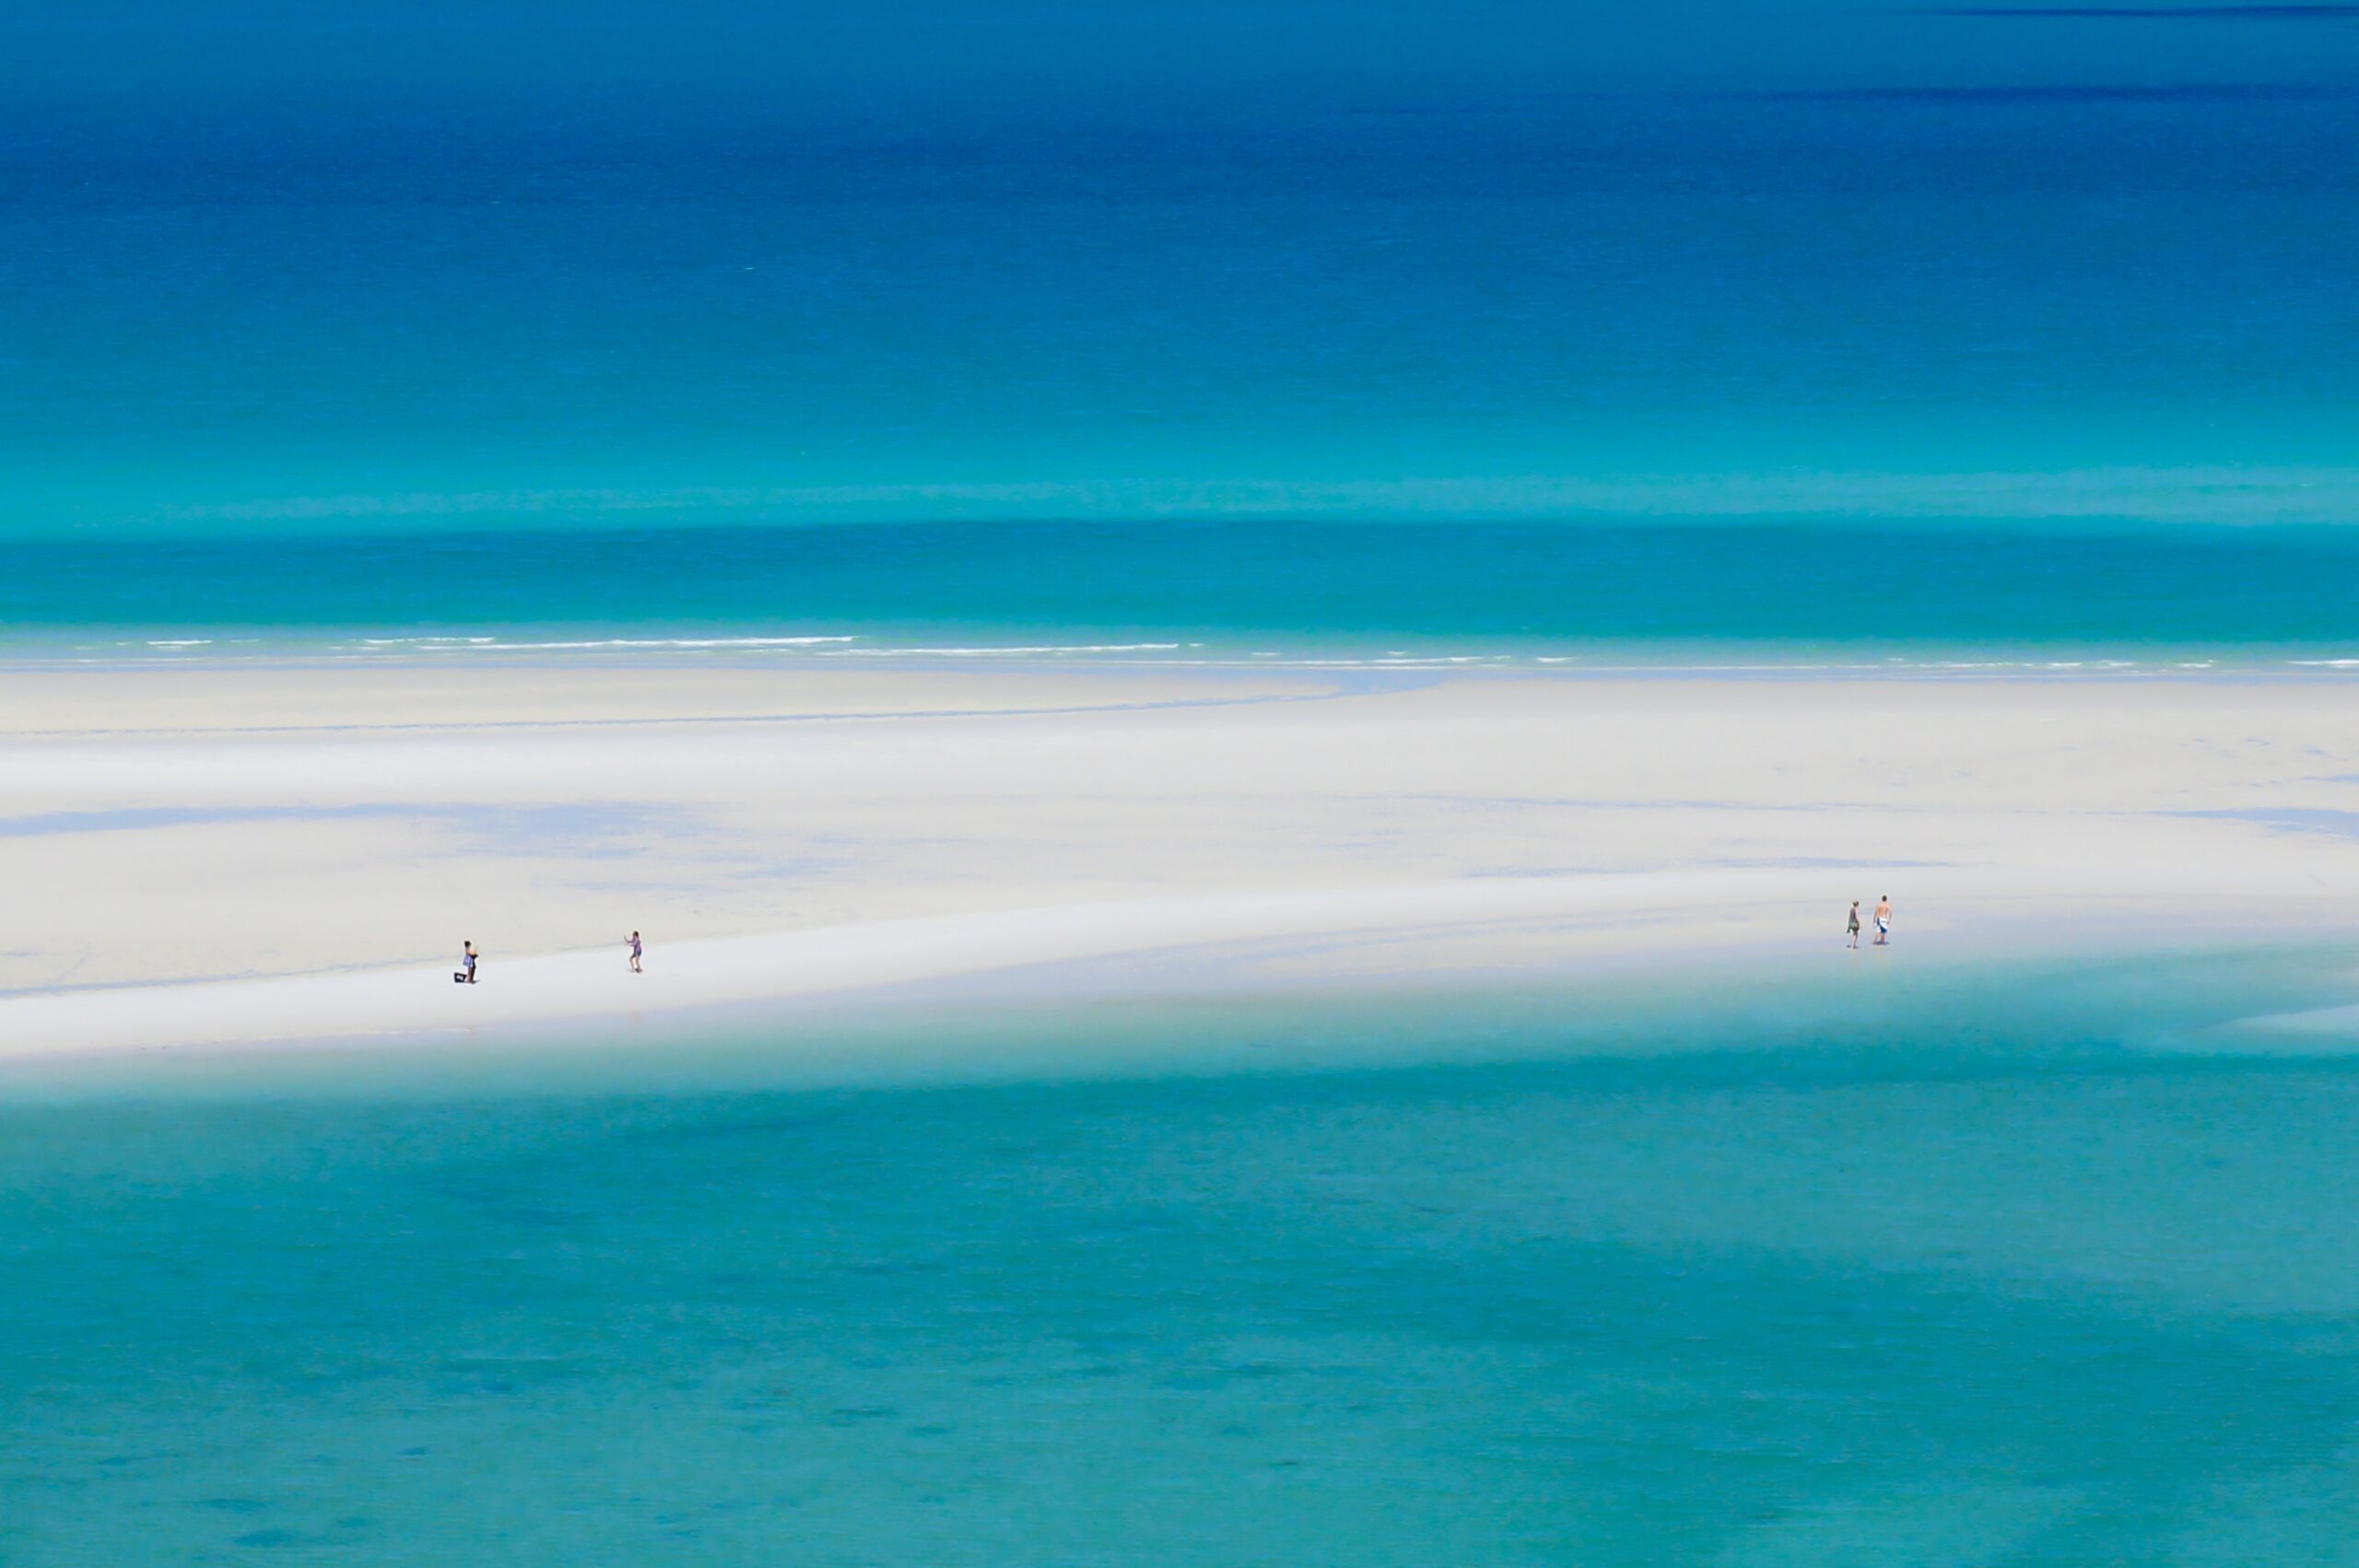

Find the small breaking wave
[[823, 642, 1186, 658], [395, 635, 863, 652], [15, 630, 2359, 675]]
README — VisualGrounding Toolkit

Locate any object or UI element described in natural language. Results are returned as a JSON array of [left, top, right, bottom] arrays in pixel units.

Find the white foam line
[[25, 638, 2359, 677], [820, 643, 1183, 657], [409, 636, 865, 651], [356, 637, 498, 647]]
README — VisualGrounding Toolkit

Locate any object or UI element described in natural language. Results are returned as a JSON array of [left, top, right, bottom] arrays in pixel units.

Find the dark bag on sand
[[453, 971, 468, 984]]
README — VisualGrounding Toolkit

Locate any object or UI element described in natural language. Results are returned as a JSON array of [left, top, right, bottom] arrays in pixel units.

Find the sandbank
[[4, 661, 2356, 1056]]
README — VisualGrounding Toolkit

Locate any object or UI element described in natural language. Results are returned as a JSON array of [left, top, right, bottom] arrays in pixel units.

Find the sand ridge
[[4, 662, 2357, 1052]]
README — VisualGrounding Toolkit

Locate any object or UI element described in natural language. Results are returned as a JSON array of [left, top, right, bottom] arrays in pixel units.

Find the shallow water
[[7, 952, 2359, 1562], [18, 518, 2359, 671]]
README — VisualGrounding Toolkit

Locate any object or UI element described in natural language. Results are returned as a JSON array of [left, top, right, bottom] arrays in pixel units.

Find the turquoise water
[[15, 518, 2359, 667], [10, 954, 2359, 1562]]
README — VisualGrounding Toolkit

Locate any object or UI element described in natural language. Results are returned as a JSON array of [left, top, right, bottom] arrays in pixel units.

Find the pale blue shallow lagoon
[[8, 952, 2359, 1563]]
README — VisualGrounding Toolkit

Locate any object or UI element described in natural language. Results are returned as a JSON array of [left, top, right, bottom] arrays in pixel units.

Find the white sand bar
[[4, 661, 2358, 1054]]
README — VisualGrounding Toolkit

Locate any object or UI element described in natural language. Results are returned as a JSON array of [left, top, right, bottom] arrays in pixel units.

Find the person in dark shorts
[[1847, 901, 1861, 950], [627, 930, 643, 973]]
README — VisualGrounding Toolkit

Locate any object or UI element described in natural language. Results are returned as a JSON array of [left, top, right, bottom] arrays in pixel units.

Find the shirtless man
[[1873, 895, 1892, 946]]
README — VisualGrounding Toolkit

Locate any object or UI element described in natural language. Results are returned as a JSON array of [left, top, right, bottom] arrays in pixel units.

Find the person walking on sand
[[1847, 901, 1861, 950], [1873, 895, 1892, 946], [460, 941, 478, 984], [627, 930, 643, 973]]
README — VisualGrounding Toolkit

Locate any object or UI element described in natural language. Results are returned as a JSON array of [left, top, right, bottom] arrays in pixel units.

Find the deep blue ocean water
[[10, 13, 2358, 661], [8, 72, 2359, 532], [7, 954, 2359, 1562]]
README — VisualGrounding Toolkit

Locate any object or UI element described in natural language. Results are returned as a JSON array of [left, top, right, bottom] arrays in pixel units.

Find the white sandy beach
[[4, 661, 2357, 1056]]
